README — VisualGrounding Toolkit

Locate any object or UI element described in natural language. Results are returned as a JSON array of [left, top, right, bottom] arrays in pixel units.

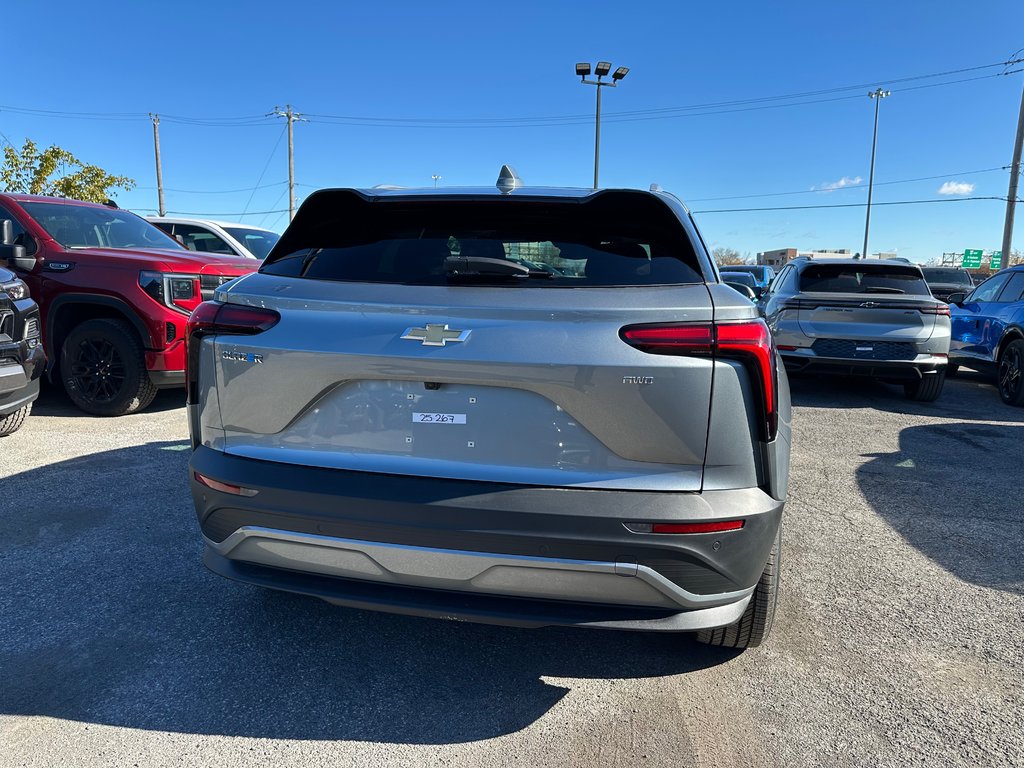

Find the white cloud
[[813, 176, 862, 192], [937, 181, 975, 195]]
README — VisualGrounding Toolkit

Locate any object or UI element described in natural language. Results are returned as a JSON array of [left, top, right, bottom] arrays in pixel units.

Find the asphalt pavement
[[1, 374, 1021, 767]]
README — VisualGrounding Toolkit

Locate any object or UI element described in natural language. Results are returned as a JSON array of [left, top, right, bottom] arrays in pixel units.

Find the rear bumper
[[780, 352, 947, 380], [190, 446, 784, 631]]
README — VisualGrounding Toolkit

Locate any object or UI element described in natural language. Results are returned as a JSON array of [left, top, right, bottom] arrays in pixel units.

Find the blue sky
[[2, 0, 1022, 262]]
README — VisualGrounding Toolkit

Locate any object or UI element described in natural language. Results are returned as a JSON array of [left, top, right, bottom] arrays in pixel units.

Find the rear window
[[261, 194, 703, 287], [724, 265, 768, 281], [721, 271, 756, 287], [922, 268, 973, 286], [799, 263, 930, 295]]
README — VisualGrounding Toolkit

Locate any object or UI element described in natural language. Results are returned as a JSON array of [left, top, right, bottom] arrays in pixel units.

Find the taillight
[[620, 319, 779, 441], [185, 301, 280, 403], [921, 304, 951, 316]]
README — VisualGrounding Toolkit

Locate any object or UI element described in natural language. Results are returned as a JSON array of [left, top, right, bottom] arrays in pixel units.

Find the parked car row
[[0, 194, 256, 427]]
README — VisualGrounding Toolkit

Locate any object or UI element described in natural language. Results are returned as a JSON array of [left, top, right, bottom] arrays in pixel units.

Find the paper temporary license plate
[[413, 412, 467, 424]]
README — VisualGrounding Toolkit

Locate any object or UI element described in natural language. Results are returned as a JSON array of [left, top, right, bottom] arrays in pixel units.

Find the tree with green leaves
[[0, 139, 135, 203]]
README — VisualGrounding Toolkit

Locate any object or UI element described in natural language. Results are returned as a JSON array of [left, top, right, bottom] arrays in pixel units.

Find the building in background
[[756, 248, 863, 267]]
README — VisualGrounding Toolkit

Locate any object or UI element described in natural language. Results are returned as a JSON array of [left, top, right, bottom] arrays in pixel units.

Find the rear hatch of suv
[[793, 262, 942, 358], [193, 190, 734, 491]]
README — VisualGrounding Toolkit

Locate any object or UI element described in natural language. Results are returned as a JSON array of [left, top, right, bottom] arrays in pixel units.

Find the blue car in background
[[948, 265, 1024, 405]]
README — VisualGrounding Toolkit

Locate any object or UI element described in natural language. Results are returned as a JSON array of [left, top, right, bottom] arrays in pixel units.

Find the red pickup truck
[[0, 193, 255, 415]]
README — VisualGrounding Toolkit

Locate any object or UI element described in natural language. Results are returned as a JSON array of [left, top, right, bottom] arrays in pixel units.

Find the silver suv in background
[[186, 174, 791, 649], [761, 258, 951, 401]]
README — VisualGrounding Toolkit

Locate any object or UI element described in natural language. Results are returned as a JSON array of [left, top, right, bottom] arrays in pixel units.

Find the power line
[[304, 59, 1024, 128], [692, 196, 1013, 214], [136, 180, 289, 194], [239, 126, 286, 217], [0, 56, 1020, 130], [125, 195, 1022, 220], [687, 166, 1008, 203], [133, 207, 290, 216]]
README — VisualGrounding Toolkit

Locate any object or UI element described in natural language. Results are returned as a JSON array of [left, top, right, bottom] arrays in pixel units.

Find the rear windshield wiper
[[859, 286, 906, 294]]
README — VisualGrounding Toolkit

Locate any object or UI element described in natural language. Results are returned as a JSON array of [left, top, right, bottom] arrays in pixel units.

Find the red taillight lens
[[620, 325, 714, 353], [922, 304, 951, 316], [620, 319, 779, 441], [651, 520, 745, 534], [717, 320, 777, 441], [185, 301, 280, 403]]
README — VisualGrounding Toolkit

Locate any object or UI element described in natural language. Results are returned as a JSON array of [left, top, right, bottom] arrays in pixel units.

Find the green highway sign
[[990, 250, 1002, 270], [962, 249, 983, 269]]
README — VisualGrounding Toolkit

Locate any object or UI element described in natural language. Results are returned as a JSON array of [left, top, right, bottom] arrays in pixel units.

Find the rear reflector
[[194, 471, 259, 497], [621, 319, 779, 441], [653, 520, 745, 534]]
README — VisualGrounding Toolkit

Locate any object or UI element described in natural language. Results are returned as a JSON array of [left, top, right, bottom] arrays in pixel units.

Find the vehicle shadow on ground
[[30, 382, 184, 418], [857, 421, 1024, 595], [788, 372, 1024, 423], [0, 441, 738, 743]]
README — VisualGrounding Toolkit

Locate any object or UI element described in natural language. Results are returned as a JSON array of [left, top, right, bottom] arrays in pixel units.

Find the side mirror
[[945, 292, 966, 306], [0, 220, 35, 272]]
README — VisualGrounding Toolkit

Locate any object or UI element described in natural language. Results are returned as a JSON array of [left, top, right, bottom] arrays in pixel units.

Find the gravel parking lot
[[1, 374, 1021, 768]]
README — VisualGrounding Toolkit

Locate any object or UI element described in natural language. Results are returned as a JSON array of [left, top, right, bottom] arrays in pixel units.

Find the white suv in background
[[146, 217, 280, 260]]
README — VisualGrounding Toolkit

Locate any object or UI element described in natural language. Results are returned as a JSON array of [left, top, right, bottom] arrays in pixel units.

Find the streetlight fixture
[[862, 88, 890, 259], [576, 60, 629, 189], [431, 174, 441, 188]]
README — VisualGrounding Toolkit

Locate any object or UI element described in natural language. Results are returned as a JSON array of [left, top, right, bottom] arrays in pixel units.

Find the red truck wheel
[[61, 318, 158, 416]]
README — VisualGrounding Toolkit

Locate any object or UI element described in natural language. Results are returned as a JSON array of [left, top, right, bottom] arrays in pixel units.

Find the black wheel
[[904, 371, 945, 402], [0, 403, 30, 436], [61, 318, 158, 416], [997, 339, 1024, 407], [696, 522, 780, 649]]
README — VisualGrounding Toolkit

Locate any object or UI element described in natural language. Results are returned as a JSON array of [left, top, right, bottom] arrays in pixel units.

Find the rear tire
[[0, 403, 30, 436], [997, 339, 1024, 407], [696, 522, 780, 649], [61, 318, 158, 416], [904, 371, 945, 402]]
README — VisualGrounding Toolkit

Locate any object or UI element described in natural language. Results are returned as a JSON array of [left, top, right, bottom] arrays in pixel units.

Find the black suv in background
[[921, 267, 974, 303], [0, 223, 44, 435]]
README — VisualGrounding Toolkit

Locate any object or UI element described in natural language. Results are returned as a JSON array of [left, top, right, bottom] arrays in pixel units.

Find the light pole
[[431, 174, 441, 188], [576, 61, 629, 189], [862, 88, 890, 259]]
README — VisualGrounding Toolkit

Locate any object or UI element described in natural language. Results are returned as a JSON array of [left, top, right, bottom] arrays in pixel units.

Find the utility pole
[[1001, 83, 1024, 268], [149, 113, 165, 216], [862, 88, 890, 260], [271, 105, 305, 221]]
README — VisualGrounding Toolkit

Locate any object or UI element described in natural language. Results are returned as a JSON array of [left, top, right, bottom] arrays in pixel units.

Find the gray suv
[[761, 258, 951, 401], [186, 175, 791, 649]]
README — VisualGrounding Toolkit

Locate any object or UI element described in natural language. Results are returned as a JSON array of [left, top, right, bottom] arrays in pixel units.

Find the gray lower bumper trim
[[209, 526, 755, 611]]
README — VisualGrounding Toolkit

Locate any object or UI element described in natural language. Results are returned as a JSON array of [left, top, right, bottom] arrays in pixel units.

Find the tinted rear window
[[724, 265, 768, 280], [922, 268, 973, 286], [261, 195, 703, 287], [799, 263, 930, 295], [721, 271, 756, 287]]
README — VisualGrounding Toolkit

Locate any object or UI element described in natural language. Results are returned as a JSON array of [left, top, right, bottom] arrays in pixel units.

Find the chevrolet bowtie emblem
[[401, 323, 471, 347]]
